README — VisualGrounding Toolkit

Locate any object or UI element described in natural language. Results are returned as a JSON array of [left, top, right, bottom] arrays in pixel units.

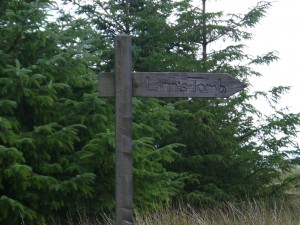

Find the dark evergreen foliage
[[0, 0, 109, 223]]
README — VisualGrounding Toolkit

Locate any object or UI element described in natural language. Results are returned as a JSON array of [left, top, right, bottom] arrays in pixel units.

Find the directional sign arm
[[99, 72, 246, 98]]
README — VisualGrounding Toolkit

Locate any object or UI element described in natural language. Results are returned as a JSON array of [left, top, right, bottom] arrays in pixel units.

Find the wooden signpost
[[99, 35, 246, 225], [100, 72, 245, 98]]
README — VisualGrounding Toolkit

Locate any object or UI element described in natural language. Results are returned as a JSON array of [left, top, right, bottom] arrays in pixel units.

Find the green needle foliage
[[162, 1, 300, 205], [0, 0, 110, 224]]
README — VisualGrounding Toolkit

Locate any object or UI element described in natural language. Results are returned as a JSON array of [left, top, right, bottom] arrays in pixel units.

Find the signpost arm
[[115, 35, 133, 225]]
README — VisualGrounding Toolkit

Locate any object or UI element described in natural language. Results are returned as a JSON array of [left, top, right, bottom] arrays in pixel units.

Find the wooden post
[[115, 35, 133, 225], [99, 34, 246, 225]]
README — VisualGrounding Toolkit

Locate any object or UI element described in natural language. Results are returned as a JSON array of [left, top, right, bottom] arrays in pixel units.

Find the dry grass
[[134, 197, 300, 225], [42, 194, 300, 225]]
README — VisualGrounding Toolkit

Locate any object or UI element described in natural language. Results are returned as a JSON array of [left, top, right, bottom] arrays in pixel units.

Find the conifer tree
[[162, 0, 300, 205], [66, 0, 300, 207], [65, 0, 189, 209], [64, 0, 186, 209], [0, 0, 111, 223]]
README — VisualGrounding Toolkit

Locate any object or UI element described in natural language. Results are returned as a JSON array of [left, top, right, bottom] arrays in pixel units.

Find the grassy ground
[[134, 197, 300, 225], [40, 170, 300, 225], [44, 194, 300, 225]]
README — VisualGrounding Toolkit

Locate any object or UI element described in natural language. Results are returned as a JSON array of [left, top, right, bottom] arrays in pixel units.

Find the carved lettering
[[146, 76, 226, 94]]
